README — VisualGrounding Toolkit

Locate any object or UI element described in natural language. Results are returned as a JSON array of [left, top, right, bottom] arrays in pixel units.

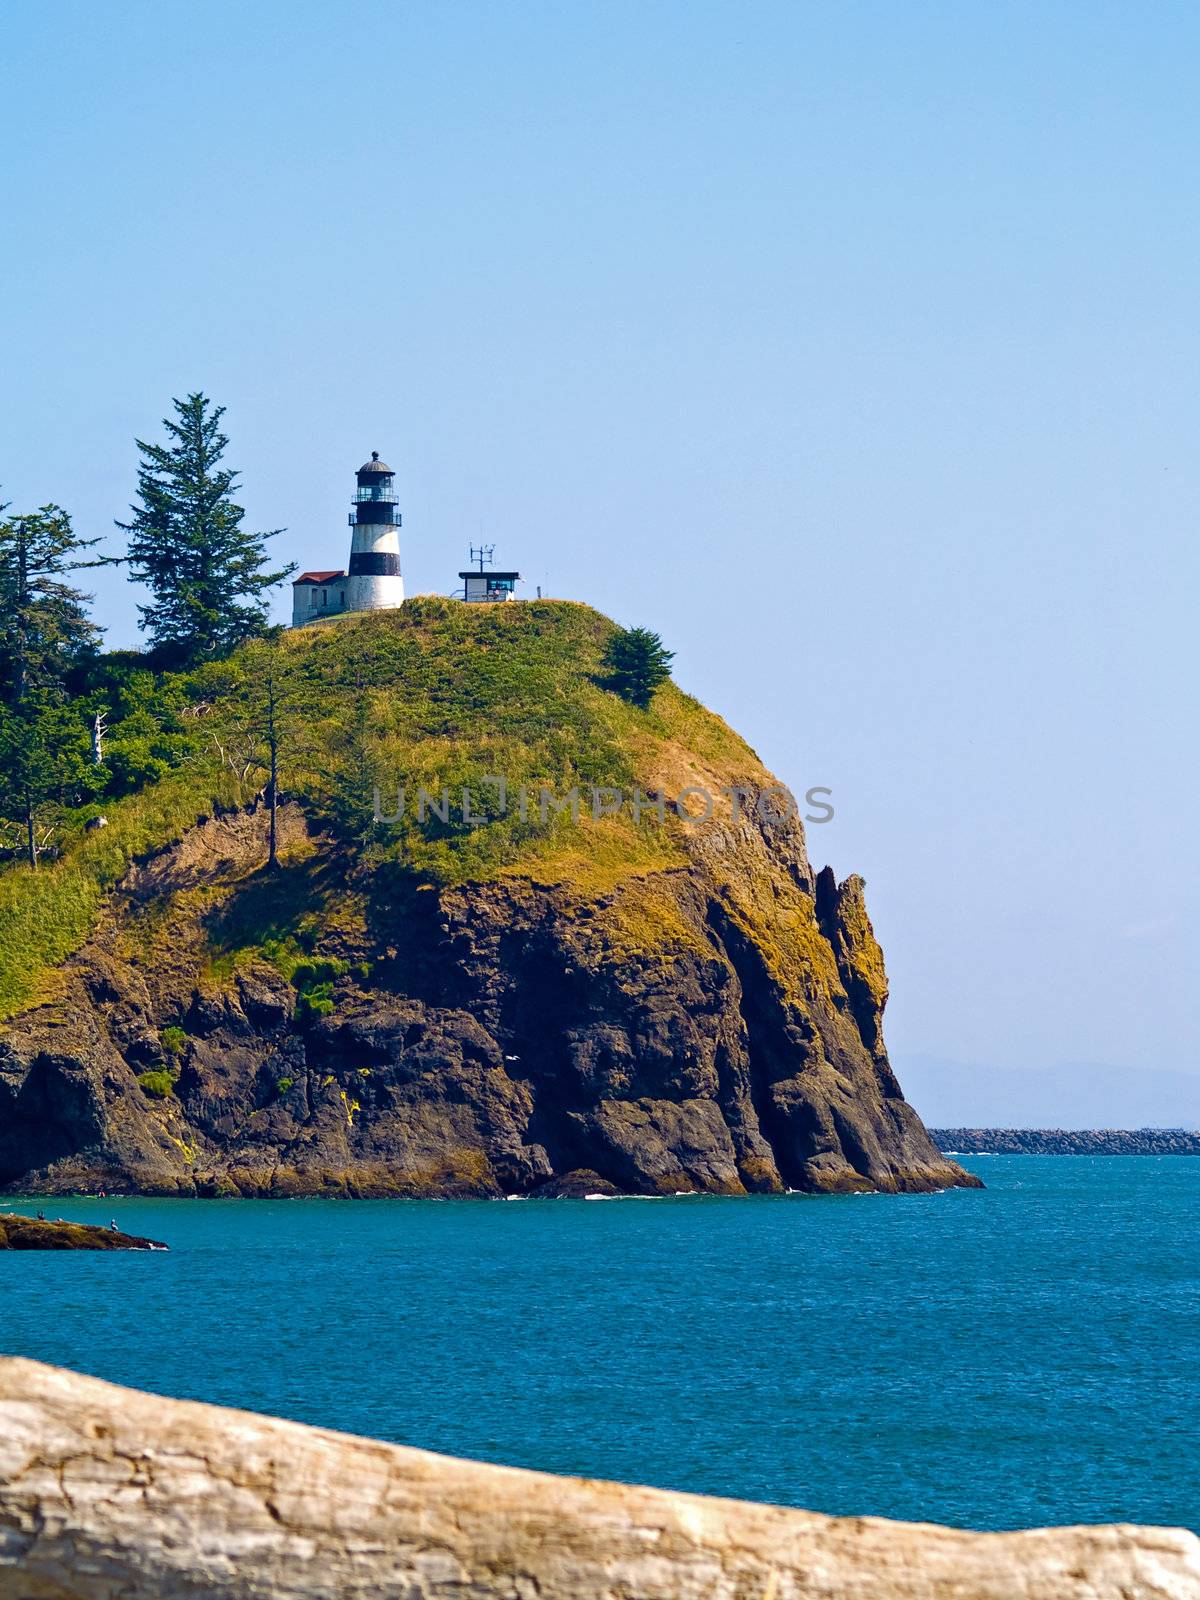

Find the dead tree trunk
[[0, 1358, 1197, 1600]]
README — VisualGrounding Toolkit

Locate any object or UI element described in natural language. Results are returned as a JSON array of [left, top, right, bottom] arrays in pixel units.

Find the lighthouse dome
[[357, 451, 393, 475]]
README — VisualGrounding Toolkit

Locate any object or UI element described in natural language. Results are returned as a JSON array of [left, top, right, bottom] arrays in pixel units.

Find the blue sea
[[3, 1156, 1197, 1532]]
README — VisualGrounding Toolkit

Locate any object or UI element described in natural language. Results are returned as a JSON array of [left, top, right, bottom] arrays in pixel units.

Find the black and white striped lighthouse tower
[[345, 452, 404, 612]]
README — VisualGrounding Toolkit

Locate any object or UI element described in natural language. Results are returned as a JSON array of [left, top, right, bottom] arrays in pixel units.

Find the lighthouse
[[345, 451, 404, 612], [290, 452, 405, 624]]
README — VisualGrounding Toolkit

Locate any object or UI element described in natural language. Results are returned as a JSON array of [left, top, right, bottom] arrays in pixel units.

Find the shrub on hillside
[[137, 1070, 176, 1100], [600, 626, 674, 710]]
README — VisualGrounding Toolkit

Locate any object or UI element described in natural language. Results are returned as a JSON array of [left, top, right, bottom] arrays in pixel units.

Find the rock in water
[[0, 603, 980, 1199], [0, 1358, 1196, 1599], [0, 1214, 166, 1250]]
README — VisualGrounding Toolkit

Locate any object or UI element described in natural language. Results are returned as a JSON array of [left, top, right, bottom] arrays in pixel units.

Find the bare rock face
[[0, 1358, 1196, 1600], [0, 799, 978, 1199]]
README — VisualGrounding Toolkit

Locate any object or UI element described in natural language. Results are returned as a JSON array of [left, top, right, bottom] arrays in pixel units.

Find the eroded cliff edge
[[0, 793, 977, 1198]]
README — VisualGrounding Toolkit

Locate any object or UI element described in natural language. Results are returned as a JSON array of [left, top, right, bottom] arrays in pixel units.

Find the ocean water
[[3, 1155, 1197, 1533]]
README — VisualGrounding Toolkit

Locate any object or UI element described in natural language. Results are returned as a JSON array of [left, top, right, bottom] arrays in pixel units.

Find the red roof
[[293, 570, 345, 585]]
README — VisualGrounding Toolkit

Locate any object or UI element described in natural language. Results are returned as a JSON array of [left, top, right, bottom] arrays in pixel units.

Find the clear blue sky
[[2, 0, 1196, 1120]]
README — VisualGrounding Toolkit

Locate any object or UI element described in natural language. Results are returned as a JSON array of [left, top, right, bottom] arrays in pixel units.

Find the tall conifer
[[117, 393, 294, 663], [0, 501, 103, 704]]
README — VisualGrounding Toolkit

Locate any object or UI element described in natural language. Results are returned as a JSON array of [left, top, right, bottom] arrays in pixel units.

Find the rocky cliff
[[0, 601, 977, 1199], [2, 1358, 1197, 1599]]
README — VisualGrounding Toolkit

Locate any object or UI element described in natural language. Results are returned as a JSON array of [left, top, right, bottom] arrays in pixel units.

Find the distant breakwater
[[931, 1128, 1200, 1156]]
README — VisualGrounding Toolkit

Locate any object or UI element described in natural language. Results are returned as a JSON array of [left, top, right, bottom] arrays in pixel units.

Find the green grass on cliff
[[0, 768, 242, 1017], [0, 599, 769, 1020]]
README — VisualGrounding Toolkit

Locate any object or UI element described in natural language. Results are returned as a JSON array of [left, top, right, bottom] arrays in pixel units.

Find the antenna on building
[[469, 543, 495, 574]]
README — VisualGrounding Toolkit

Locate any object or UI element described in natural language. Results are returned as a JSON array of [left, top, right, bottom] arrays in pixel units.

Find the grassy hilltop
[[0, 596, 979, 1198], [0, 598, 771, 1019]]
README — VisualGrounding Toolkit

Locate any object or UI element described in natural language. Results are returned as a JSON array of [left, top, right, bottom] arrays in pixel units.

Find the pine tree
[[117, 393, 295, 664], [0, 697, 102, 868], [199, 640, 315, 868], [224, 640, 307, 867], [0, 502, 105, 705], [601, 626, 675, 710]]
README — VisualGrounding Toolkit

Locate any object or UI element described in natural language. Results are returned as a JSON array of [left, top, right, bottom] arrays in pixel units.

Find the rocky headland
[[0, 601, 978, 1201]]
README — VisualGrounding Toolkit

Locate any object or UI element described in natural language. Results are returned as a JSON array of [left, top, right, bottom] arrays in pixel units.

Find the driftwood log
[[0, 1358, 1197, 1599]]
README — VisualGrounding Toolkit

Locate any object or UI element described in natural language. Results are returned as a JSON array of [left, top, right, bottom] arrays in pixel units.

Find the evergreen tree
[[0, 502, 104, 705], [0, 697, 102, 868], [601, 626, 675, 710], [116, 393, 295, 664], [218, 639, 308, 867], [74, 656, 199, 795]]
